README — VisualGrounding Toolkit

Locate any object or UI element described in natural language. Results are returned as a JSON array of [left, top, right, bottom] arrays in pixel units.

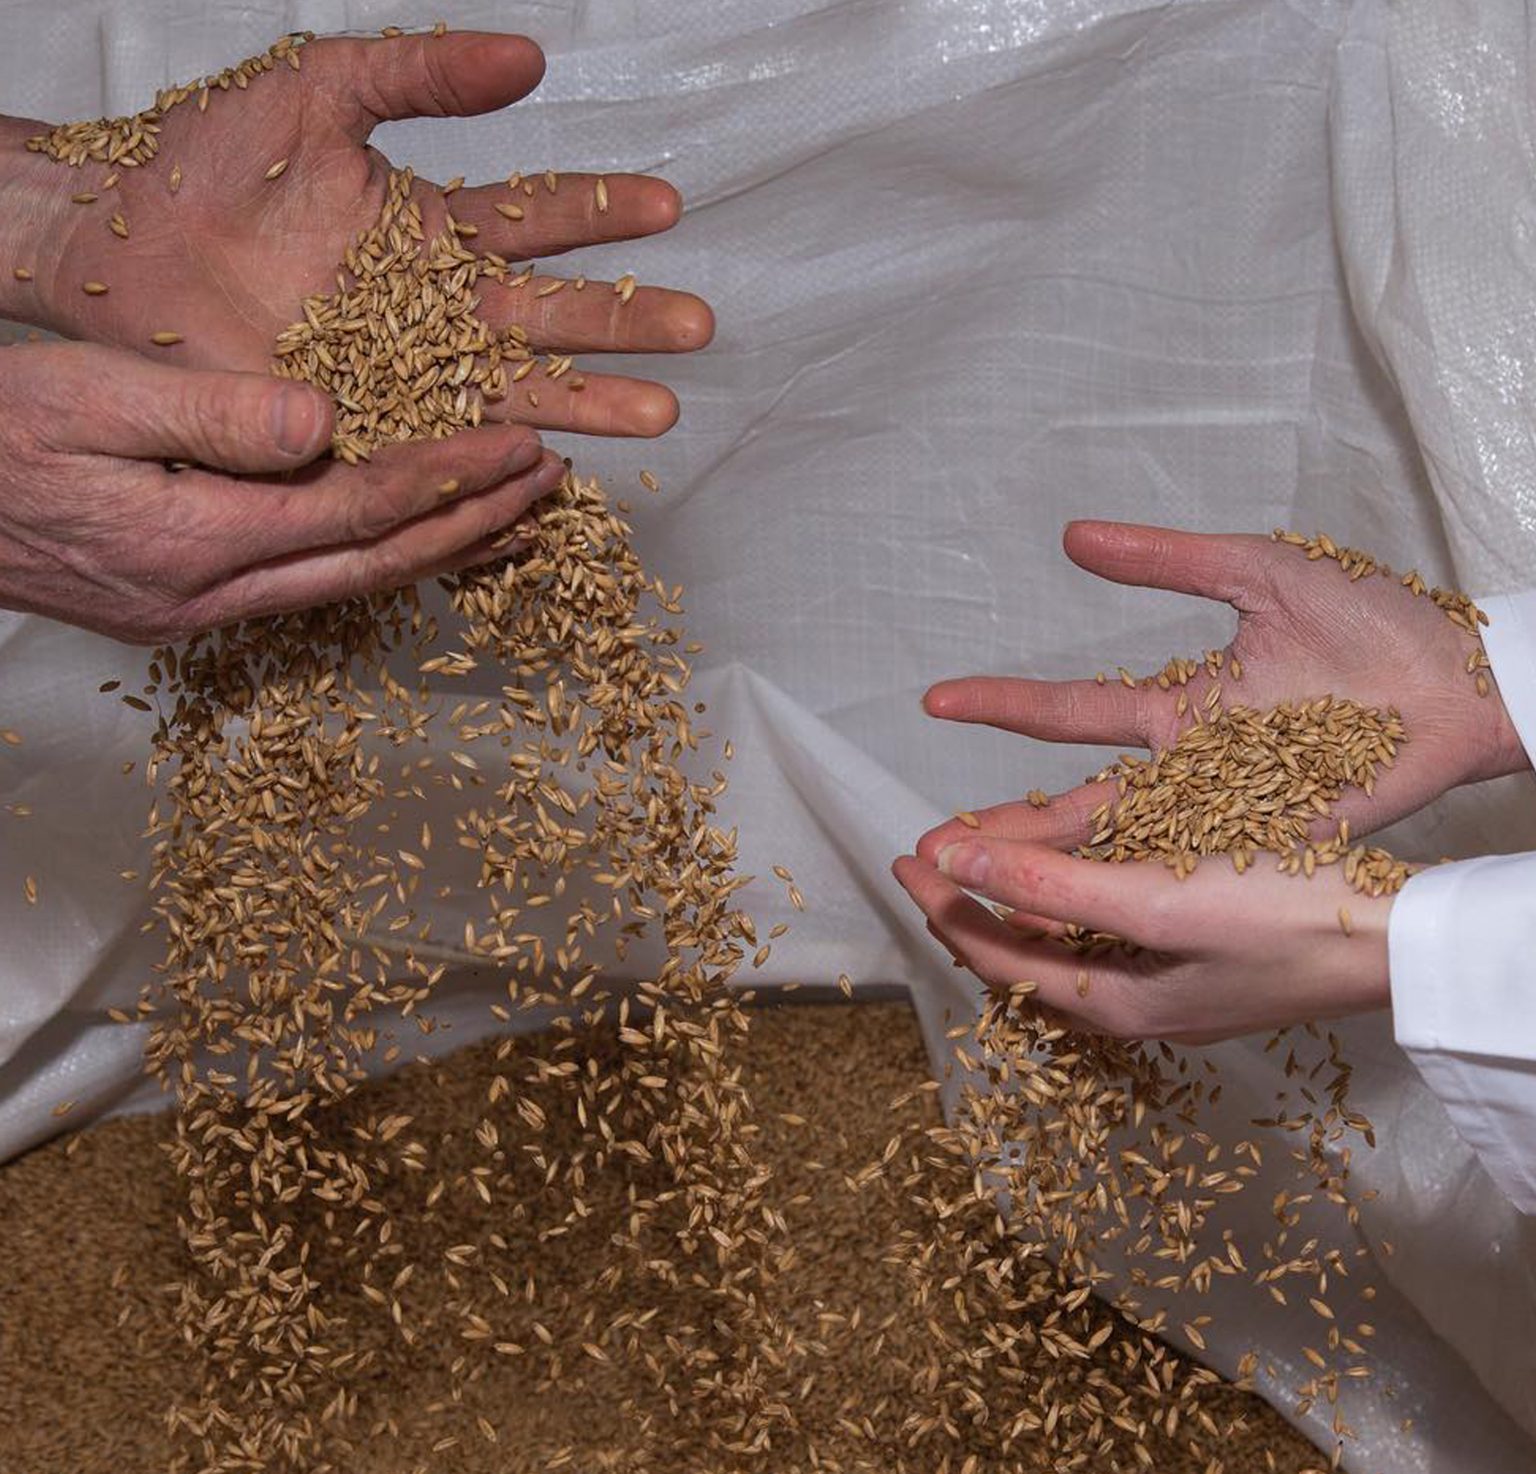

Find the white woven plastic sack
[[3, 1, 1536, 1467]]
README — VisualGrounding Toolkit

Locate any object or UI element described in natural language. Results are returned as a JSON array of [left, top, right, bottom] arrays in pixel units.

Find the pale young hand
[[893, 837, 1392, 1043], [0, 31, 713, 438], [916, 521, 1525, 871], [0, 340, 564, 643]]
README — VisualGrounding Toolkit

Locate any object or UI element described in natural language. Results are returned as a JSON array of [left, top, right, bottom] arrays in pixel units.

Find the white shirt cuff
[[1391, 858, 1536, 1214], [1480, 588, 1536, 764], [1387, 588, 1536, 1213], [1391, 856, 1536, 1058]]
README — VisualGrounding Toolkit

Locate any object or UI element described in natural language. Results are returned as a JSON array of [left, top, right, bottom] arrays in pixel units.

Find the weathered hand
[[893, 838, 1392, 1042], [916, 521, 1525, 868], [0, 30, 712, 437], [0, 339, 563, 643]]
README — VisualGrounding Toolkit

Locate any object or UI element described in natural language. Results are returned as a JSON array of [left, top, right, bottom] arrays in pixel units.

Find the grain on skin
[[27, 35, 314, 169]]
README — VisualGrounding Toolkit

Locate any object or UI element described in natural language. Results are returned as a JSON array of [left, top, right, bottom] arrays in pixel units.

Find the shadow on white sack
[[4, 0, 1536, 1468]]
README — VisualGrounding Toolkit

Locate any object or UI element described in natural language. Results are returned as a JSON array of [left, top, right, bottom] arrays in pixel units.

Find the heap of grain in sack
[[5, 28, 1497, 1474]]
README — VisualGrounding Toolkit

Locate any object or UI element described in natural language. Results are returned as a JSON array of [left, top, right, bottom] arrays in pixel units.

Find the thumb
[[305, 32, 547, 140], [45, 345, 334, 472]]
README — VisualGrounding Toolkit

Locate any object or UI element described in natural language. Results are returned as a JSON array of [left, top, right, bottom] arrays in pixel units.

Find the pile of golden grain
[[1, 1004, 1332, 1474], [6, 31, 1498, 1474]]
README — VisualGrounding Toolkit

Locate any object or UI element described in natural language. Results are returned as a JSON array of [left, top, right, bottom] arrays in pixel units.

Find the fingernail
[[272, 387, 324, 457], [531, 457, 566, 494], [937, 842, 989, 890]]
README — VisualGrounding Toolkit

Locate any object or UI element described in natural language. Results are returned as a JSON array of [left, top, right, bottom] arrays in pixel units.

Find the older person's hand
[[0, 29, 713, 437], [0, 340, 563, 643]]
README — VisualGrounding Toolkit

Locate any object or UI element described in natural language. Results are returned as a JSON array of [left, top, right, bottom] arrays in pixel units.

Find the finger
[[177, 424, 545, 574], [1063, 521, 1276, 610], [893, 856, 1090, 1012], [999, 907, 1072, 939], [917, 783, 1110, 865], [423, 525, 534, 583], [303, 33, 547, 140], [455, 173, 686, 261], [46, 349, 335, 473], [484, 368, 680, 438], [932, 839, 1170, 941], [200, 453, 567, 622], [479, 275, 715, 355], [924, 674, 1152, 746]]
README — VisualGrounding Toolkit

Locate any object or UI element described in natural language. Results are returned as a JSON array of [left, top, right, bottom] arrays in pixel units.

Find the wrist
[[1351, 889, 1395, 1013], [1469, 672, 1531, 783], [0, 117, 70, 331], [1489, 702, 1531, 780]]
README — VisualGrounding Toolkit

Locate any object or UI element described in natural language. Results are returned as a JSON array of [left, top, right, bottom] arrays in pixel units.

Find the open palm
[[22, 31, 711, 438], [916, 521, 1526, 867]]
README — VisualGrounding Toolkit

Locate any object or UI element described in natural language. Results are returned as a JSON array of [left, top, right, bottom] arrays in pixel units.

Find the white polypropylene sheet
[[3, 1, 1536, 1469]]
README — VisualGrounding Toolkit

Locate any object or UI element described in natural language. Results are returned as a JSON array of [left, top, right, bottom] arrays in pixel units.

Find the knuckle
[[167, 377, 226, 464], [602, 298, 629, 349], [990, 849, 1035, 907], [341, 473, 414, 543], [345, 496, 398, 545], [361, 539, 417, 594], [419, 43, 466, 115], [1134, 887, 1180, 950], [521, 294, 557, 348], [1131, 688, 1154, 743]]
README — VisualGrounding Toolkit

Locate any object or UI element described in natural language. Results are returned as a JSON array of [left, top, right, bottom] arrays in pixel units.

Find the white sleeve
[[1389, 588, 1536, 1214]]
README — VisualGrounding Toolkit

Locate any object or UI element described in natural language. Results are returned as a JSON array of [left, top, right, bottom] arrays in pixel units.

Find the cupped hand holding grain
[[917, 520, 1526, 862], [0, 30, 712, 438], [0, 339, 563, 642], [893, 841, 1393, 1041]]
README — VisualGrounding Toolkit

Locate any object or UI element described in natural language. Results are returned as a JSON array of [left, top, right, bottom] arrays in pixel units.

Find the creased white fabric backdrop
[[3, 1, 1536, 1468]]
